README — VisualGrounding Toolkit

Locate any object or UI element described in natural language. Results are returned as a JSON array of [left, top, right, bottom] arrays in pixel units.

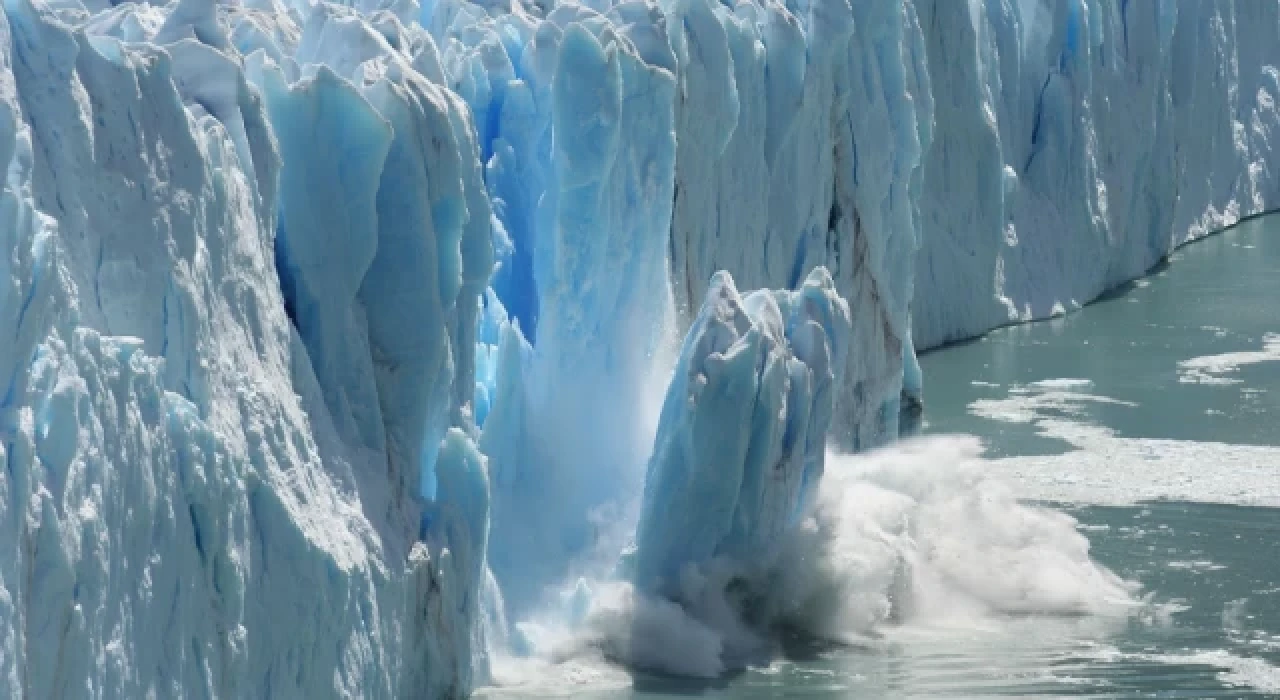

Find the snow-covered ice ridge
[[0, 0, 1275, 697]]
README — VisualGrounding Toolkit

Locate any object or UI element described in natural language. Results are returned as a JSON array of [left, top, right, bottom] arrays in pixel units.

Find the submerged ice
[[0, 0, 1277, 697]]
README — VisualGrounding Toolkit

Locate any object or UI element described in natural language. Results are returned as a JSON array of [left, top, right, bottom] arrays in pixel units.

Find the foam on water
[[1178, 333, 1280, 385], [970, 379, 1138, 423], [971, 381, 1280, 506], [1085, 647, 1280, 695]]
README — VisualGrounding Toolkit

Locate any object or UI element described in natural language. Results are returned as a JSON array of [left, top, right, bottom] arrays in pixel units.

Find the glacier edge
[[0, 0, 1277, 697]]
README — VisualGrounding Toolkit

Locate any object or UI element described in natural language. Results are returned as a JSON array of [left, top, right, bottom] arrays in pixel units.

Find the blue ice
[[2, 0, 1279, 697]]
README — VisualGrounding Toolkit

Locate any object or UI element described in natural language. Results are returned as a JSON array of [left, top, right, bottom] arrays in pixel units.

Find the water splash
[[482, 434, 1139, 687]]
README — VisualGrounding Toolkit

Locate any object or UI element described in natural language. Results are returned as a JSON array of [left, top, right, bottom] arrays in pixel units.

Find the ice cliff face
[[913, 0, 1280, 348], [0, 0, 1276, 697], [0, 1, 489, 697]]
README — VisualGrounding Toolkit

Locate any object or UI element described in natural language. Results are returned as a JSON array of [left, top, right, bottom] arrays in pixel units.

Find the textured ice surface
[[0, 1, 490, 697], [633, 268, 850, 598], [2, 0, 1279, 697], [913, 0, 1280, 348]]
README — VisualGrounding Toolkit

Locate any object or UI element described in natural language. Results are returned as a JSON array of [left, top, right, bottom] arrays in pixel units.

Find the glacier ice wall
[[0, 1, 492, 697], [913, 0, 1280, 348], [437, 0, 935, 623], [460, 14, 680, 618], [440, 0, 934, 467], [1, 0, 1279, 697]]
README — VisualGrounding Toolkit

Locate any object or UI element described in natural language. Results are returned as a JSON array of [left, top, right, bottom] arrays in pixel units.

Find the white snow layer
[[0, 0, 1275, 697]]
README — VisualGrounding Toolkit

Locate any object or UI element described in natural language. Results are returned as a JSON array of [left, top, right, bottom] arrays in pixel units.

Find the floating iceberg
[[0, 0, 1276, 697]]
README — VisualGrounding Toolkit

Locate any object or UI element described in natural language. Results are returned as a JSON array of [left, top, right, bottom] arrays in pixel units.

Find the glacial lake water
[[480, 214, 1280, 698]]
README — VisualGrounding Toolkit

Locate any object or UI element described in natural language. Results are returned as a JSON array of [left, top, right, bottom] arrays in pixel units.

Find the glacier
[[0, 0, 1276, 697], [913, 0, 1280, 348]]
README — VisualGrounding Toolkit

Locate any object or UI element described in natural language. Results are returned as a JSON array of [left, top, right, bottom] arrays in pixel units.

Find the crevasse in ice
[[1, 0, 1278, 697]]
